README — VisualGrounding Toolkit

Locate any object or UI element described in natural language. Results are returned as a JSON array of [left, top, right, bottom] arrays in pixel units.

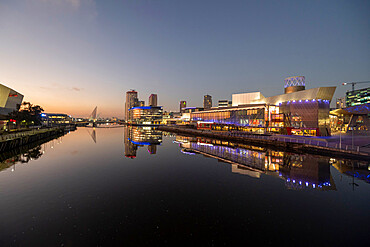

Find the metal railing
[[218, 131, 362, 153], [166, 127, 364, 153]]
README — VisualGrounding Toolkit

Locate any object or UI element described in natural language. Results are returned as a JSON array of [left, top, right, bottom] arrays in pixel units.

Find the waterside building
[[191, 76, 336, 136]]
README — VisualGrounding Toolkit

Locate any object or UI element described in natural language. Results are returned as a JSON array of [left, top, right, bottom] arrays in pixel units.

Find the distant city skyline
[[1, 0, 369, 117]]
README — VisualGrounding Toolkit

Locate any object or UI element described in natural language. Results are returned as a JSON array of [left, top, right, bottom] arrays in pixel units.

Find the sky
[[0, 0, 369, 118]]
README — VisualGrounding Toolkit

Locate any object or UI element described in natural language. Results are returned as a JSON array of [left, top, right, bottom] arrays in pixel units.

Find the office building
[[218, 100, 232, 107], [125, 90, 138, 121], [0, 83, 24, 116], [345, 87, 369, 107], [149, 94, 158, 106], [203, 95, 212, 109], [180, 101, 187, 113], [129, 106, 163, 125], [191, 76, 336, 136]]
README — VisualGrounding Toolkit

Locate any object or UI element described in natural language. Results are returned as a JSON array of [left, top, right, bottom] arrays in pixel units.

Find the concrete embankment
[[158, 126, 370, 160], [0, 128, 66, 153]]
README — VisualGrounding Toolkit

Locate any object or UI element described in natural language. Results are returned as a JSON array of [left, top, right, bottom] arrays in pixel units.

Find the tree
[[8, 102, 44, 127]]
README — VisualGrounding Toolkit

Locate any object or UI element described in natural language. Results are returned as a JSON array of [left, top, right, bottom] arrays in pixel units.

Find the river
[[0, 126, 369, 246]]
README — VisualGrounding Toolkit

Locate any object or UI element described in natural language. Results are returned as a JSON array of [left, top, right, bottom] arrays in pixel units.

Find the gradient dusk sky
[[1, 0, 369, 118]]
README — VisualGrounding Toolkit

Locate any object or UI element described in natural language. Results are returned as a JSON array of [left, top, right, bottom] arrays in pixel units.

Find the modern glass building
[[345, 87, 369, 107], [128, 106, 163, 125]]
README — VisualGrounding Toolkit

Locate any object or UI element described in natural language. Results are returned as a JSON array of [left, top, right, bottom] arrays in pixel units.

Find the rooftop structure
[[232, 92, 263, 106], [284, 76, 306, 94], [218, 100, 232, 107]]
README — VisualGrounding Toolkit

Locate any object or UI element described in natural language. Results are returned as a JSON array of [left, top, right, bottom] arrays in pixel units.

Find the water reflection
[[175, 135, 370, 190], [87, 128, 97, 143], [124, 126, 162, 158], [0, 134, 64, 173]]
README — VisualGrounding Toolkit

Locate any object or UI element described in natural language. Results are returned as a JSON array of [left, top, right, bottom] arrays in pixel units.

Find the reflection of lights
[[196, 142, 213, 146], [181, 150, 195, 155]]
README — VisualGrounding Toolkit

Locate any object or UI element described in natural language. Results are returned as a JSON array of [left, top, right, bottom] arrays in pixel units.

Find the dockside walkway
[[158, 126, 370, 160], [0, 127, 68, 153]]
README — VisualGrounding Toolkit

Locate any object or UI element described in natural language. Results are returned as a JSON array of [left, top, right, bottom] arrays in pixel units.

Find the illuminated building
[[336, 97, 346, 109], [129, 106, 163, 125], [149, 94, 158, 106], [0, 83, 24, 116], [125, 90, 138, 121], [345, 87, 369, 107], [218, 100, 232, 107], [330, 103, 370, 133], [180, 101, 187, 113], [40, 113, 72, 127], [203, 95, 212, 109], [138, 101, 145, 107], [183, 107, 204, 113], [232, 92, 263, 106], [191, 76, 336, 136]]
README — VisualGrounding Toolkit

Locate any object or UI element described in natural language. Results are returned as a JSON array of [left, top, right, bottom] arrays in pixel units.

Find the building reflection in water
[[175, 136, 370, 190], [0, 136, 64, 173], [124, 126, 163, 158]]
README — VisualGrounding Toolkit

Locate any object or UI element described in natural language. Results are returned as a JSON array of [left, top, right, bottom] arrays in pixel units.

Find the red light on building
[[9, 94, 18, 97]]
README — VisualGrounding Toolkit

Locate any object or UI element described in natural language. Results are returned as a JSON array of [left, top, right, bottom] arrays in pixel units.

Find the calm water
[[0, 127, 369, 246]]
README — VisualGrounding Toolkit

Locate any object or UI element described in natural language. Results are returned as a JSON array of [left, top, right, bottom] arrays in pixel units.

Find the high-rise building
[[204, 95, 212, 109], [125, 90, 138, 121], [180, 101, 187, 113], [345, 87, 370, 107], [149, 94, 158, 106], [138, 101, 145, 107]]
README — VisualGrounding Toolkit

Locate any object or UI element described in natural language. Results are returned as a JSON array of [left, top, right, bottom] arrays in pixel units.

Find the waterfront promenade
[[158, 126, 370, 160]]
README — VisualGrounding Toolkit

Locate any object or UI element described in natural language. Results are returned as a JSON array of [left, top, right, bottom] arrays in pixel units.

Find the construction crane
[[342, 81, 370, 91]]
